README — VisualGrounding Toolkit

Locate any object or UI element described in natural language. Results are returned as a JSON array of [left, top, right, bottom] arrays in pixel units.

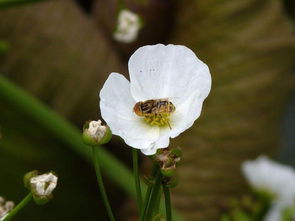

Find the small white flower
[[242, 156, 295, 221], [99, 44, 211, 155], [30, 172, 58, 196], [113, 9, 142, 43]]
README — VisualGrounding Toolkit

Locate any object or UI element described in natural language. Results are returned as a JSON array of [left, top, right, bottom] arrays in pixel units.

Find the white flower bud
[[30, 172, 58, 197], [83, 120, 112, 146], [0, 197, 14, 219], [113, 9, 142, 43]]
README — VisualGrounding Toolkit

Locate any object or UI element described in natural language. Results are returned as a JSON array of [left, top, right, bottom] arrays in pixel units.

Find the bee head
[[133, 102, 144, 116]]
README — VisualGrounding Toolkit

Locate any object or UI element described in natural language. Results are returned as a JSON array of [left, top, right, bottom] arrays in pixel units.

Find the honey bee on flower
[[99, 44, 211, 155]]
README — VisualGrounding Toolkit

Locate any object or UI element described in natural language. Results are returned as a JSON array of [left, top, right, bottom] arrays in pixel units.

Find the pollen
[[144, 113, 172, 129]]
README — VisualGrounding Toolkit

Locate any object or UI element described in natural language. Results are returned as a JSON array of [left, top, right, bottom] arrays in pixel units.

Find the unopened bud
[[24, 171, 58, 205], [155, 147, 182, 178], [0, 197, 14, 219], [83, 120, 112, 146], [113, 9, 142, 43]]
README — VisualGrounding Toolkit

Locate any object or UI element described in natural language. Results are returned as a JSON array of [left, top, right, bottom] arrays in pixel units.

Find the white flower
[[30, 172, 58, 196], [241, 156, 295, 221], [99, 44, 211, 155], [113, 9, 142, 43]]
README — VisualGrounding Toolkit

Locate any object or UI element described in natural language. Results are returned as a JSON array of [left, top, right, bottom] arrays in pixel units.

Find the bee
[[133, 99, 176, 129]]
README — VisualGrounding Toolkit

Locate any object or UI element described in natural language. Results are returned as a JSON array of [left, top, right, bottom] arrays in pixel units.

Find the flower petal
[[167, 91, 204, 139], [264, 204, 282, 221], [141, 145, 157, 155], [128, 44, 211, 103], [99, 73, 160, 149], [140, 129, 170, 155]]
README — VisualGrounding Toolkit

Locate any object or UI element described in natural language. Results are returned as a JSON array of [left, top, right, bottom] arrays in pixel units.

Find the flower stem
[[2, 193, 32, 221], [92, 146, 115, 221], [140, 164, 157, 221], [144, 170, 162, 221], [132, 149, 143, 214], [163, 185, 172, 221]]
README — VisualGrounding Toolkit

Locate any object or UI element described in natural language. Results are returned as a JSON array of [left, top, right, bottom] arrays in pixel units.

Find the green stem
[[141, 164, 157, 221], [132, 149, 142, 213], [153, 185, 162, 217], [140, 185, 152, 221], [2, 193, 32, 221], [92, 146, 115, 221], [163, 185, 172, 221], [144, 170, 162, 221]]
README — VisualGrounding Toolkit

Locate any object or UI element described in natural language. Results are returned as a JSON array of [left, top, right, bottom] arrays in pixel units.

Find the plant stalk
[[163, 185, 172, 221], [144, 170, 162, 221], [92, 146, 115, 221], [132, 149, 143, 214], [2, 193, 32, 221]]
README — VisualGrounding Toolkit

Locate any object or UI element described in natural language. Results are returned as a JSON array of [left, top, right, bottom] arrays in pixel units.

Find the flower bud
[[24, 171, 58, 205], [0, 196, 14, 219], [83, 120, 112, 146], [155, 147, 182, 178], [113, 9, 142, 44]]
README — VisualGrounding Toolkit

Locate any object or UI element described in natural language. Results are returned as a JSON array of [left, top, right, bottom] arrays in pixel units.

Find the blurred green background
[[0, 0, 295, 220]]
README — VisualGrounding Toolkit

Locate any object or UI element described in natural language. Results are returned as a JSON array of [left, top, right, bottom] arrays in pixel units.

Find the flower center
[[133, 99, 176, 129], [144, 113, 172, 128]]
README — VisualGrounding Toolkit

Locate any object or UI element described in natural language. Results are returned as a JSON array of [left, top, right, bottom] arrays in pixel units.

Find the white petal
[[99, 73, 160, 149], [264, 204, 283, 221], [128, 44, 211, 103], [141, 145, 157, 155], [168, 91, 204, 138], [140, 129, 170, 155], [241, 156, 295, 204]]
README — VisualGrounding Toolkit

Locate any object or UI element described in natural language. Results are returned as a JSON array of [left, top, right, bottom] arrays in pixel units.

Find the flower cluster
[[0, 197, 14, 220], [99, 44, 211, 155], [242, 156, 295, 221]]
